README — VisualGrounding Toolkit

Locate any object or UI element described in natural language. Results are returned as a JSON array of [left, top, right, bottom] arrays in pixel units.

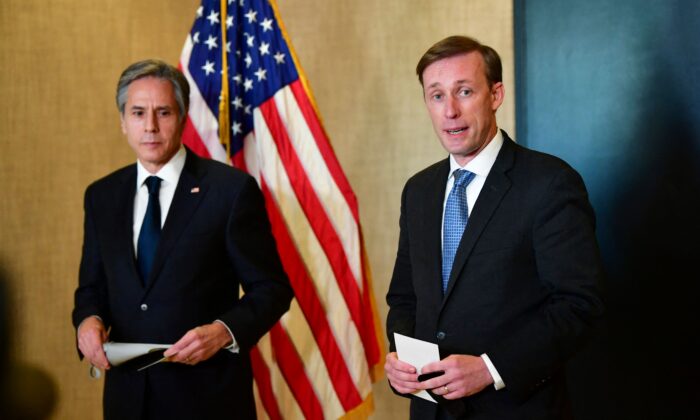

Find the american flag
[[179, 0, 384, 418]]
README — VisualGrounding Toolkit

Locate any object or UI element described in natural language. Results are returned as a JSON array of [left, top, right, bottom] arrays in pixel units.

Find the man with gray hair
[[72, 59, 293, 419]]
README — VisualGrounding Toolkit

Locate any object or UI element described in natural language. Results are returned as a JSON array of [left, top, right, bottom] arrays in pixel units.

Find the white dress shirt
[[133, 146, 186, 251], [133, 146, 239, 353], [441, 130, 506, 390]]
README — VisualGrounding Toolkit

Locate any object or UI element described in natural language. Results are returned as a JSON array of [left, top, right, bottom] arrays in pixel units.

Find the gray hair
[[115, 59, 190, 120]]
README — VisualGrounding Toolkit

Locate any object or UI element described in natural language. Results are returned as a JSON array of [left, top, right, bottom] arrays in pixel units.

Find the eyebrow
[[426, 79, 472, 89], [128, 105, 174, 111]]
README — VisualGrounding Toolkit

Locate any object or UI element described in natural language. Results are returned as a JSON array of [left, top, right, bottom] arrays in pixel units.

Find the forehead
[[422, 51, 487, 87], [126, 77, 177, 105]]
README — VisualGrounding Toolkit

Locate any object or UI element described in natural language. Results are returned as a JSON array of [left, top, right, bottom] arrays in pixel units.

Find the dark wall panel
[[515, 1, 700, 418]]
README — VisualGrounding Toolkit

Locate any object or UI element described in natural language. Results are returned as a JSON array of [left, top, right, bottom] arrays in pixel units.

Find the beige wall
[[0, 1, 513, 418]]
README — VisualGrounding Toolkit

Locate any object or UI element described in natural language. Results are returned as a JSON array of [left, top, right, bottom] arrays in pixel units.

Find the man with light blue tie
[[384, 36, 605, 419]]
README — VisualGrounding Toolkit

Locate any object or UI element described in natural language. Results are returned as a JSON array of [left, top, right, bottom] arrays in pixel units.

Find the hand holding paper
[[77, 316, 110, 370], [164, 322, 232, 365], [392, 333, 441, 403]]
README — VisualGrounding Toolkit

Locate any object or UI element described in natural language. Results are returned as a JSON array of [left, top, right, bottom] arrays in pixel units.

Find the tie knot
[[144, 176, 161, 195], [453, 169, 475, 188]]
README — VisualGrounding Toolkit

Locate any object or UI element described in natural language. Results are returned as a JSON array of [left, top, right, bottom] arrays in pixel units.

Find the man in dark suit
[[384, 36, 604, 419], [72, 59, 293, 420]]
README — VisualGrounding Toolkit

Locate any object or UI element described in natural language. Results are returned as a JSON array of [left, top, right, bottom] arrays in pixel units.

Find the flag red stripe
[[289, 80, 359, 221], [250, 346, 282, 420], [231, 148, 246, 170], [182, 117, 212, 159], [289, 82, 382, 370], [269, 324, 325, 418], [261, 181, 363, 410], [259, 99, 377, 368]]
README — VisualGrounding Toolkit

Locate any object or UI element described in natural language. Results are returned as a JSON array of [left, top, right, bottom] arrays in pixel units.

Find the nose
[[144, 110, 159, 133], [444, 95, 460, 119]]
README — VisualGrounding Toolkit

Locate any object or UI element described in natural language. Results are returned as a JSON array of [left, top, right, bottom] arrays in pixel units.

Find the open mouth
[[445, 127, 467, 135]]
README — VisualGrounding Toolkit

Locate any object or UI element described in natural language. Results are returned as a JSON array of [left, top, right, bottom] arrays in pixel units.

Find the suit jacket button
[[436, 332, 446, 340], [140, 304, 148, 311]]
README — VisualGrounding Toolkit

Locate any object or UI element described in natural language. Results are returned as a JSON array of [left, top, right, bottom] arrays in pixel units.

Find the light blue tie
[[442, 169, 476, 293]]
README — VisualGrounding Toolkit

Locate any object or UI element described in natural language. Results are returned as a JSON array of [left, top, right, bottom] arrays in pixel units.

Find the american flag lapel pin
[[190, 187, 200, 193]]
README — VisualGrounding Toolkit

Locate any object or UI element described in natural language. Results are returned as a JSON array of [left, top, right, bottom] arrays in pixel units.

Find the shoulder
[[192, 154, 252, 183], [186, 153, 260, 199], [506, 140, 582, 184], [504, 141, 592, 215], [404, 158, 448, 191], [84, 164, 135, 197]]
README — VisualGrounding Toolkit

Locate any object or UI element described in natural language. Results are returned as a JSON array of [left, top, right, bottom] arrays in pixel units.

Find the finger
[[392, 384, 418, 394], [93, 348, 111, 370], [388, 379, 419, 394], [386, 354, 417, 373], [79, 330, 108, 367], [442, 388, 459, 400], [173, 339, 203, 363], [164, 330, 197, 358], [392, 359, 418, 373], [420, 360, 447, 374], [388, 368, 419, 383], [419, 374, 451, 391]]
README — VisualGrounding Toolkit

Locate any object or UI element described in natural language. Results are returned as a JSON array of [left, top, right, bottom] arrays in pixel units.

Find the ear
[[120, 113, 127, 134], [490, 82, 505, 111]]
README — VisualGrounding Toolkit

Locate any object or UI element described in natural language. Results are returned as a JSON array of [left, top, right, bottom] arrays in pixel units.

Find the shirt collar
[[136, 146, 187, 187], [449, 129, 504, 178]]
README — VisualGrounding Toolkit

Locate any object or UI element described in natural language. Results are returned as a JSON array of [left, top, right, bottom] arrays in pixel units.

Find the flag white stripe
[[280, 300, 344, 419], [273, 88, 363, 289], [256, 332, 305, 420], [252, 382, 270, 420], [251, 109, 372, 397]]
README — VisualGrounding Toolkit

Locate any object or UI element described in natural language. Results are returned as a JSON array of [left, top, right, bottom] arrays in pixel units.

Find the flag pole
[[218, 0, 231, 158]]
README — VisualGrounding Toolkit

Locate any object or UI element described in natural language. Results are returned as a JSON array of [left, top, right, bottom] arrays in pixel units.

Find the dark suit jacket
[[386, 132, 604, 419], [73, 149, 293, 420]]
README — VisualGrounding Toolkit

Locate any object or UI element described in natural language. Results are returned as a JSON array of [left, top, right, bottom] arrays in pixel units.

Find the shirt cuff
[[481, 353, 506, 390], [214, 320, 240, 353]]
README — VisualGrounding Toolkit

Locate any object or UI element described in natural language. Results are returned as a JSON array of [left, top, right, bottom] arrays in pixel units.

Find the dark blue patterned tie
[[442, 169, 476, 293], [137, 176, 162, 284]]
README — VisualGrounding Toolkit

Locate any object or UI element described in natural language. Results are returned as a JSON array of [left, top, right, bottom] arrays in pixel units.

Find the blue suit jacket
[[73, 148, 293, 419]]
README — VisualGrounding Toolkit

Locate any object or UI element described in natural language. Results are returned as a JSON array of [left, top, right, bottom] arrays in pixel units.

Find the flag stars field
[[206, 10, 219, 25], [245, 9, 257, 23], [204, 35, 217, 50], [201, 60, 215, 75], [261, 18, 273, 32]]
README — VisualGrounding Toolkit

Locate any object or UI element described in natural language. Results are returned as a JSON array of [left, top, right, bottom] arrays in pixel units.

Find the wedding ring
[[443, 385, 449, 393]]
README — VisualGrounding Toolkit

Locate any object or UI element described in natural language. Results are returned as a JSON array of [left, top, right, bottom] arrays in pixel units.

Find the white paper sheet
[[103, 342, 172, 366], [394, 333, 440, 403]]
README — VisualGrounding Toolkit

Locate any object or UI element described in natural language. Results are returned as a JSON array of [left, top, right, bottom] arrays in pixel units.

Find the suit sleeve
[[487, 165, 605, 400], [218, 176, 293, 351], [386, 182, 417, 352], [72, 186, 111, 333]]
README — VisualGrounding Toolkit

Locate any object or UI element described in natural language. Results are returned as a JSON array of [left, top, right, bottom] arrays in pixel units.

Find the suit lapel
[[116, 167, 142, 286], [424, 160, 451, 305], [442, 134, 516, 303], [143, 151, 207, 294]]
